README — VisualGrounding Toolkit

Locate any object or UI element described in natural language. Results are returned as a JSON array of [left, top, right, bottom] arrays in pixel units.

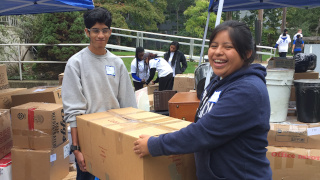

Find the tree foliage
[[95, 0, 166, 31], [33, 12, 87, 79], [287, 7, 320, 37], [183, 0, 220, 38]]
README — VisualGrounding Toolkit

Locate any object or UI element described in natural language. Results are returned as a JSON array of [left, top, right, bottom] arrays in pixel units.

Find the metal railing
[[0, 27, 276, 80]]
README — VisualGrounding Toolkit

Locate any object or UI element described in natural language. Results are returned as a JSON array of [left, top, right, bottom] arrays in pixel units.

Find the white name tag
[[208, 91, 221, 103], [106, 65, 115, 76]]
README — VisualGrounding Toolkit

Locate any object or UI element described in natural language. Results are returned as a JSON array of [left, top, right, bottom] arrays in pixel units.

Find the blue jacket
[[148, 64, 272, 180]]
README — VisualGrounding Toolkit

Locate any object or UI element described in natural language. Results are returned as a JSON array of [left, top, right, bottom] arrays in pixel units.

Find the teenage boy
[[62, 7, 137, 180]]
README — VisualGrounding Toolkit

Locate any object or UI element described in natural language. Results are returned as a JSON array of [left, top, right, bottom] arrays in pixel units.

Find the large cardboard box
[[11, 86, 62, 107], [0, 88, 26, 109], [0, 153, 12, 180], [290, 71, 319, 101], [0, 110, 12, 160], [77, 107, 196, 180], [267, 146, 320, 180], [268, 116, 320, 149], [11, 102, 67, 150], [173, 73, 195, 92], [0, 65, 9, 90], [168, 92, 200, 122], [11, 140, 70, 180]]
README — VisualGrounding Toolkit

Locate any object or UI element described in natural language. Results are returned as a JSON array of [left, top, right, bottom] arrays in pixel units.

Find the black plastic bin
[[294, 79, 320, 123]]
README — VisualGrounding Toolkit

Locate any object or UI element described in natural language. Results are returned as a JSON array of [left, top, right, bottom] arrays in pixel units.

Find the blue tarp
[[0, 0, 94, 16], [209, 0, 320, 12]]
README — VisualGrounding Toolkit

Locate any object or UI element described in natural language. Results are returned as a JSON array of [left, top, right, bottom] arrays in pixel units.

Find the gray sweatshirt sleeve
[[62, 62, 87, 128], [118, 63, 138, 108]]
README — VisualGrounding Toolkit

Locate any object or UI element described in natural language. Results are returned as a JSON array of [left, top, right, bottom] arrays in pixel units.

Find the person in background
[[144, 53, 173, 91], [275, 29, 291, 57], [292, 34, 304, 56], [62, 7, 137, 180], [293, 29, 303, 41], [131, 47, 149, 91], [133, 20, 272, 180], [163, 41, 188, 77]]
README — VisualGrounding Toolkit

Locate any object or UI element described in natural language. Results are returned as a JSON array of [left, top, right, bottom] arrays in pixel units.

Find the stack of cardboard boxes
[[0, 64, 70, 180], [10, 102, 69, 180]]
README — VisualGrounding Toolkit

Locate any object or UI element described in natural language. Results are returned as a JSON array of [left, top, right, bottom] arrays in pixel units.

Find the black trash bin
[[294, 79, 320, 123]]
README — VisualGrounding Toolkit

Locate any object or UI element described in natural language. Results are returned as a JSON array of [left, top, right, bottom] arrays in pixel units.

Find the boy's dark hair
[[297, 34, 301, 39], [83, 7, 112, 29], [209, 20, 256, 66]]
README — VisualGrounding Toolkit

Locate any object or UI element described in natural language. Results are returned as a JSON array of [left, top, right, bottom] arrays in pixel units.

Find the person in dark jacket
[[163, 41, 187, 76], [133, 20, 272, 180], [292, 34, 304, 55]]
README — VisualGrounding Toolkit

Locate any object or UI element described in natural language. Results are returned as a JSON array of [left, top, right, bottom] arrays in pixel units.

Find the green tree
[[165, 0, 194, 33], [95, 0, 166, 31], [183, 0, 220, 38], [33, 12, 87, 79], [287, 7, 320, 37]]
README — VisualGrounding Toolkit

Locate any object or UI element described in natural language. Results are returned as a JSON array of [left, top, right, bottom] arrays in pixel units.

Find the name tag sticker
[[208, 91, 221, 103], [106, 66, 115, 76]]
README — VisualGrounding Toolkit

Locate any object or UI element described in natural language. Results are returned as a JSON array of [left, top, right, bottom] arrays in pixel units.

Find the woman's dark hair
[[84, 7, 112, 29], [135, 47, 144, 60], [209, 20, 256, 66], [283, 29, 288, 36], [168, 41, 179, 66], [135, 47, 146, 77]]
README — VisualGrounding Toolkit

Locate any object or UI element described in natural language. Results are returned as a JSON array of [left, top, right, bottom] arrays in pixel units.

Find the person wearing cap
[[163, 41, 188, 77], [144, 53, 173, 91]]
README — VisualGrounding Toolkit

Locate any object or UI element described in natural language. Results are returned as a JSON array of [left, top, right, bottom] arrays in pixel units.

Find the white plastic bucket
[[266, 68, 294, 122]]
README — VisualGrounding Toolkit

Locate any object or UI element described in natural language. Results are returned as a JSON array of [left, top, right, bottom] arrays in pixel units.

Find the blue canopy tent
[[0, 0, 94, 16], [200, 0, 320, 87]]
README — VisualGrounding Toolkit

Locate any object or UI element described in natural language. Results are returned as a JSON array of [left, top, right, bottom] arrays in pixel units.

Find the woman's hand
[[133, 135, 151, 158], [150, 80, 155, 85]]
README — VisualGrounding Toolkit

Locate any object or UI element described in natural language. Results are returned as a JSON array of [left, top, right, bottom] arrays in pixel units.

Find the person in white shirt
[[144, 53, 173, 91], [275, 29, 291, 57], [293, 29, 303, 41], [130, 47, 149, 91]]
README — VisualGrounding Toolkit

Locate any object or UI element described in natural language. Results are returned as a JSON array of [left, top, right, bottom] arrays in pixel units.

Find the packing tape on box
[[168, 163, 182, 180]]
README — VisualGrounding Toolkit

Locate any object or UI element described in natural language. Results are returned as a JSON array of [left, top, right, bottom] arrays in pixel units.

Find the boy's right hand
[[74, 150, 87, 172]]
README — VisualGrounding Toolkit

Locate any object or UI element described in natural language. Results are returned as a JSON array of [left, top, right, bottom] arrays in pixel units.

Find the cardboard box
[[0, 88, 26, 109], [267, 146, 320, 180], [11, 140, 70, 180], [0, 110, 12, 160], [0, 65, 9, 90], [58, 73, 64, 85], [77, 107, 196, 180], [147, 84, 159, 95], [11, 102, 67, 150], [268, 116, 320, 149], [11, 86, 62, 107], [267, 57, 295, 69], [290, 71, 319, 101], [0, 153, 12, 180], [173, 73, 195, 92]]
